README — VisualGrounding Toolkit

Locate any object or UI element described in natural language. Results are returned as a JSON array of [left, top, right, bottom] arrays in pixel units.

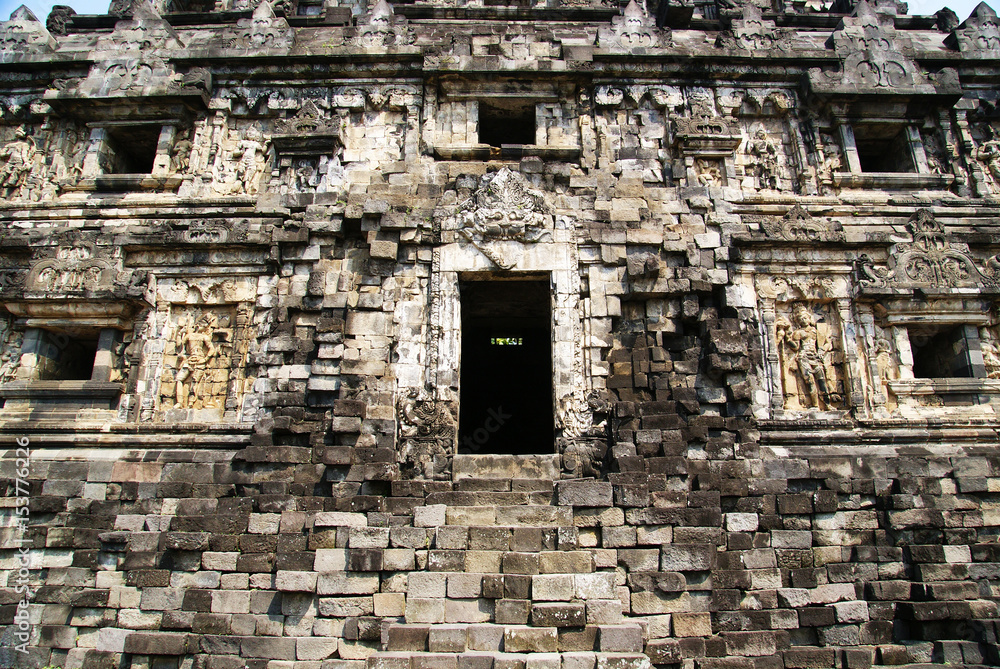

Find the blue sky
[[0, 0, 989, 26]]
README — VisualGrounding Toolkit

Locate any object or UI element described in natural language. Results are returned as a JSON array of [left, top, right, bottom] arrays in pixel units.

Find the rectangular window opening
[[103, 125, 161, 175], [459, 277, 553, 455], [479, 102, 536, 148], [856, 127, 915, 173], [909, 325, 973, 379], [26, 329, 99, 381]]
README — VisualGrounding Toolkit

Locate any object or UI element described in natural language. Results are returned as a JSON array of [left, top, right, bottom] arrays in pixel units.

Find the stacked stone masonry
[[2, 0, 1000, 668]]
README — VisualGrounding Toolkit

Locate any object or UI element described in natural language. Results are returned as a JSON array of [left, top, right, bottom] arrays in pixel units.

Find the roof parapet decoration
[[857, 209, 1000, 292], [351, 0, 414, 48], [230, 0, 294, 52], [945, 2, 1000, 57], [0, 6, 56, 57], [716, 3, 791, 52], [95, 0, 185, 53], [597, 0, 671, 53], [807, 0, 960, 97]]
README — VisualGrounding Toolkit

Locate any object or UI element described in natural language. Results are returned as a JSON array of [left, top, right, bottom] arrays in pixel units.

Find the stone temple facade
[[6, 0, 1000, 666]]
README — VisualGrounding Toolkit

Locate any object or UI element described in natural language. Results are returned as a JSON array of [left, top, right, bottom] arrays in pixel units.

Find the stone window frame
[[832, 120, 955, 190], [875, 298, 1000, 409], [0, 325, 127, 415], [426, 81, 582, 162], [72, 120, 187, 192]]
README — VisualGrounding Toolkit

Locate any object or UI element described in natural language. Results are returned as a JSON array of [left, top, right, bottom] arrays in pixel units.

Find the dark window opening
[[856, 127, 915, 173], [28, 329, 99, 381], [166, 0, 215, 12], [459, 278, 553, 455], [910, 325, 973, 379], [103, 125, 160, 174], [479, 102, 536, 148], [295, 0, 323, 15]]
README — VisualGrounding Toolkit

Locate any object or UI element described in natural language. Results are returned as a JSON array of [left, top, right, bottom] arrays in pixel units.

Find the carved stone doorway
[[458, 276, 554, 454]]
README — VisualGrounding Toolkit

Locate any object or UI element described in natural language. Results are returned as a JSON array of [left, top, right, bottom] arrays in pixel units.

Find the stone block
[[415, 505, 447, 527], [405, 598, 446, 624], [445, 598, 493, 623], [409, 573, 448, 598], [599, 625, 643, 652], [468, 624, 504, 651], [296, 637, 340, 660], [495, 599, 530, 625], [448, 573, 483, 599], [374, 592, 406, 617], [276, 570, 318, 592], [586, 599, 624, 624], [575, 573, 616, 600], [504, 627, 558, 653], [317, 573, 380, 596], [387, 624, 429, 651], [531, 602, 586, 627], [557, 480, 614, 506], [533, 574, 575, 601], [429, 625, 468, 652], [539, 551, 594, 574], [673, 612, 712, 637]]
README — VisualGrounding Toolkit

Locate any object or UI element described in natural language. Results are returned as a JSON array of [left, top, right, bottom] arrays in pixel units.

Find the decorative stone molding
[[396, 387, 457, 480], [857, 209, 1000, 291], [272, 100, 341, 157], [758, 206, 844, 242]]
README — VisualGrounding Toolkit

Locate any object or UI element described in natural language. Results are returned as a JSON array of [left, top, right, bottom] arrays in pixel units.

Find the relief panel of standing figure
[[160, 307, 236, 418], [775, 302, 845, 411]]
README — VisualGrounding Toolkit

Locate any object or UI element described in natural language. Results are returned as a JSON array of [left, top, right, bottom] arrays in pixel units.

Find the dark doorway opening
[[459, 277, 553, 454]]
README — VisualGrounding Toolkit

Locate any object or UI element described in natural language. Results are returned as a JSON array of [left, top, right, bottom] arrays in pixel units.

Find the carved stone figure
[[981, 328, 1000, 379], [696, 159, 723, 186], [748, 127, 780, 190], [235, 125, 267, 195], [170, 133, 192, 173], [172, 312, 221, 409], [976, 138, 1000, 190], [0, 321, 22, 384], [0, 127, 36, 198], [355, 0, 415, 48], [874, 336, 894, 387], [397, 387, 456, 480], [777, 303, 836, 409]]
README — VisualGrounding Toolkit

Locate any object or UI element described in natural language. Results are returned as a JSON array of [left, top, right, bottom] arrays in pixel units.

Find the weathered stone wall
[[2, 0, 1000, 667]]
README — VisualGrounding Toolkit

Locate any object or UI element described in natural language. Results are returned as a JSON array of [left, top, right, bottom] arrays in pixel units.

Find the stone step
[[444, 505, 574, 527], [368, 651, 653, 669], [385, 622, 642, 653], [406, 570, 611, 599], [454, 478, 555, 493], [452, 454, 561, 481], [426, 491, 555, 506]]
